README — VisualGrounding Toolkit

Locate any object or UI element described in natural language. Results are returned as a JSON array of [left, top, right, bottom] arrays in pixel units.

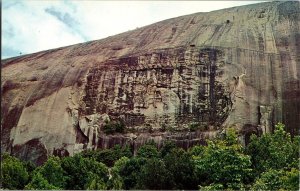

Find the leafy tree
[[118, 157, 146, 189], [79, 149, 99, 159], [97, 144, 132, 167], [1, 153, 29, 189], [188, 145, 205, 157], [3, 121, 299, 190], [24, 172, 59, 190], [23, 160, 36, 175], [163, 148, 197, 189], [252, 168, 299, 190], [85, 172, 108, 190], [107, 156, 130, 189], [281, 168, 300, 190], [61, 154, 109, 190], [246, 123, 298, 175], [290, 135, 300, 169], [30, 156, 67, 189], [224, 127, 240, 146], [81, 144, 132, 167], [137, 158, 174, 189], [96, 149, 117, 167], [194, 128, 252, 189], [160, 140, 177, 157], [136, 142, 159, 158]]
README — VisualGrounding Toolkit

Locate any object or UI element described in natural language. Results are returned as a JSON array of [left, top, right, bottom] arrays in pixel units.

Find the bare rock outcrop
[[1, 1, 299, 164]]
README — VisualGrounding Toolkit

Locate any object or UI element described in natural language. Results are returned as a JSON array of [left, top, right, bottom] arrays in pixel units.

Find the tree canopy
[[1, 122, 298, 190]]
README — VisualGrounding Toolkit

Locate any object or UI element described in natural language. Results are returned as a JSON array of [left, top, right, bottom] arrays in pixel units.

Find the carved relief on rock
[[79, 47, 231, 136]]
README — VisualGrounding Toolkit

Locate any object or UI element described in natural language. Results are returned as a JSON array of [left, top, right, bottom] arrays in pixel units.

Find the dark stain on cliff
[[12, 138, 48, 166], [1, 106, 23, 151], [75, 122, 89, 144]]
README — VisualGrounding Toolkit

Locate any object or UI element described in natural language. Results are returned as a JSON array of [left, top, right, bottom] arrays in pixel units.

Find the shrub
[[160, 140, 177, 157], [188, 145, 205, 157], [194, 129, 253, 189], [137, 158, 174, 189], [103, 120, 125, 134], [246, 123, 298, 175], [107, 156, 130, 189], [189, 123, 199, 131], [81, 145, 132, 167], [137, 142, 159, 159], [189, 123, 207, 132], [61, 154, 109, 190], [252, 168, 300, 190], [163, 148, 197, 189], [118, 157, 147, 189], [27, 156, 67, 189], [1, 153, 29, 189], [25, 172, 59, 190]]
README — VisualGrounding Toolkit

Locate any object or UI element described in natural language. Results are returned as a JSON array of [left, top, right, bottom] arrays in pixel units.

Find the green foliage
[[108, 156, 130, 189], [103, 120, 125, 134], [85, 172, 108, 190], [29, 156, 67, 189], [2, 122, 298, 190], [137, 158, 174, 189], [189, 122, 207, 132], [118, 157, 146, 189], [160, 140, 177, 157], [97, 149, 119, 167], [246, 122, 298, 175], [252, 168, 300, 190], [79, 149, 98, 159], [189, 123, 200, 131], [194, 128, 252, 189], [23, 160, 36, 174], [291, 135, 300, 168], [224, 127, 240, 145], [1, 153, 29, 189], [24, 172, 59, 190], [61, 154, 109, 190], [281, 168, 300, 190], [189, 145, 205, 157], [199, 183, 224, 190], [81, 144, 132, 167], [136, 142, 159, 158], [163, 148, 197, 189]]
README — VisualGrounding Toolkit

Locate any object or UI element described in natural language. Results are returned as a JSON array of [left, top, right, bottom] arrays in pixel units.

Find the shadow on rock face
[[12, 138, 48, 166]]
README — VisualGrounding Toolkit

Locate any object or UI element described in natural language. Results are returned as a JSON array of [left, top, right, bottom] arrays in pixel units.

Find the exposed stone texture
[[11, 138, 48, 166], [1, 1, 299, 163], [81, 47, 230, 129]]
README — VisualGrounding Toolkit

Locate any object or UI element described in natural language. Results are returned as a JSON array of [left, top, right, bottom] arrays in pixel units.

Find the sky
[[2, 0, 266, 59]]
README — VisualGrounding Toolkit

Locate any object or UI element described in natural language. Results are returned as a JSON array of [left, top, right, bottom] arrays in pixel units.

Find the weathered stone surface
[[1, 1, 299, 163]]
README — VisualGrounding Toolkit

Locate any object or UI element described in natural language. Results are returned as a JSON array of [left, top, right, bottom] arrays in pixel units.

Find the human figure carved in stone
[[259, 106, 272, 134]]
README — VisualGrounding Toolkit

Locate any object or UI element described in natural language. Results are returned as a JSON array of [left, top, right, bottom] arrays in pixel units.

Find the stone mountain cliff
[[2, 1, 300, 164]]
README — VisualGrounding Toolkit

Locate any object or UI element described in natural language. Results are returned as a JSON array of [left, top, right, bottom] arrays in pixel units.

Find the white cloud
[[2, 0, 85, 58], [2, 0, 263, 59]]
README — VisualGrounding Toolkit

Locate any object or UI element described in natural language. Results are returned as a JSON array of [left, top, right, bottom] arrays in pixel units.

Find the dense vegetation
[[1, 123, 299, 190]]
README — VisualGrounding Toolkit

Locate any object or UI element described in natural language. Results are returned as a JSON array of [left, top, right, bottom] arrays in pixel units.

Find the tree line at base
[[1, 123, 299, 190]]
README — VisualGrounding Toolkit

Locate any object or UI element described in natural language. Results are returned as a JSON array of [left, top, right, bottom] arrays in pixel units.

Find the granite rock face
[[1, 1, 299, 164]]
